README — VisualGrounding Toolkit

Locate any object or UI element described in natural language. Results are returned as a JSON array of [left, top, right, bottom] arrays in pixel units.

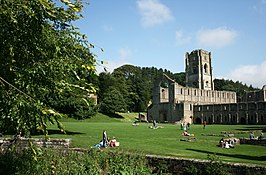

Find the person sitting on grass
[[258, 132, 264, 140], [249, 132, 255, 140], [110, 136, 119, 147], [219, 138, 225, 147]]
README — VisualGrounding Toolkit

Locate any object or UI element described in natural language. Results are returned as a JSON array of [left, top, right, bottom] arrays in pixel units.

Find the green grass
[[44, 113, 266, 166]]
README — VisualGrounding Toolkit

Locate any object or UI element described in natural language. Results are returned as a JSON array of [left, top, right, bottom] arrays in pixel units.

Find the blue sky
[[75, 0, 266, 88]]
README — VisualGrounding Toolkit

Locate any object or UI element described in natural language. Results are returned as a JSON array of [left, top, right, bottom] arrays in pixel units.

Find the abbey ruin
[[147, 49, 266, 124]]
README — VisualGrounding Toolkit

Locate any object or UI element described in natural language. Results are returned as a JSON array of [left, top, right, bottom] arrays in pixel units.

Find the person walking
[[187, 122, 190, 130], [203, 121, 206, 129]]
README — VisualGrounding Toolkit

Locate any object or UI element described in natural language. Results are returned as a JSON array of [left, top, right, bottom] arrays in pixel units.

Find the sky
[[74, 0, 266, 88]]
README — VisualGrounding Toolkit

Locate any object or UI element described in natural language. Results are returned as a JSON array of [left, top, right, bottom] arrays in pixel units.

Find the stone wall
[[146, 155, 266, 175], [240, 138, 266, 146], [0, 138, 71, 151]]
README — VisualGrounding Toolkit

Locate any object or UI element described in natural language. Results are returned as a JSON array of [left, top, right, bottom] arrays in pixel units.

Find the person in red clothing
[[203, 121, 206, 129]]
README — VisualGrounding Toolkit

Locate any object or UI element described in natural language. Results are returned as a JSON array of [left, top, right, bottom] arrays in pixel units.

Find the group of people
[[91, 130, 119, 149], [219, 138, 235, 148], [180, 121, 191, 130], [250, 132, 264, 140]]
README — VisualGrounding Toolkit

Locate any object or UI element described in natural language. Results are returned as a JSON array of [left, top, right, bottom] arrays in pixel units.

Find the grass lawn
[[44, 113, 266, 166]]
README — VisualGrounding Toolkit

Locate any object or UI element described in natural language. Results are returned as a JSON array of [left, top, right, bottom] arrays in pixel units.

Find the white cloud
[[197, 27, 238, 48], [175, 31, 191, 45], [225, 60, 266, 88], [137, 0, 174, 27]]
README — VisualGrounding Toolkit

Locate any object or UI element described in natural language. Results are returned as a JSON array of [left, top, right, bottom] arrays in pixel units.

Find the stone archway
[[195, 117, 202, 124], [240, 117, 246, 124]]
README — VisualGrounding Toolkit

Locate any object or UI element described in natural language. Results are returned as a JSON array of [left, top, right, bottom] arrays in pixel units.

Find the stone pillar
[[246, 113, 249, 124], [255, 112, 259, 124]]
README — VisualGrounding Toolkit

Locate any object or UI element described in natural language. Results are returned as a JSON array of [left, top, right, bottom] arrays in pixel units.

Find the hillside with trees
[[96, 64, 258, 115]]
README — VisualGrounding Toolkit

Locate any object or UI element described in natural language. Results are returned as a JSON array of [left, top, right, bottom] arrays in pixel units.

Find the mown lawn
[[45, 113, 266, 166]]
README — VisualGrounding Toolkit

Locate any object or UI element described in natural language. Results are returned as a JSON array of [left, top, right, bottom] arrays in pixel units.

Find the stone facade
[[147, 49, 266, 124]]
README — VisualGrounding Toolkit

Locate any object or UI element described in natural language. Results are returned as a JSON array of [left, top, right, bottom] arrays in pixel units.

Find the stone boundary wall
[[146, 155, 266, 175], [0, 138, 265, 174], [0, 138, 71, 151], [240, 138, 266, 146]]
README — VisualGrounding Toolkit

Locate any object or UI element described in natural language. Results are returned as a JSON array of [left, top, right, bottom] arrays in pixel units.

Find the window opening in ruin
[[204, 63, 208, 73], [161, 89, 166, 99], [188, 89, 190, 95], [194, 90, 197, 96], [181, 88, 183, 94]]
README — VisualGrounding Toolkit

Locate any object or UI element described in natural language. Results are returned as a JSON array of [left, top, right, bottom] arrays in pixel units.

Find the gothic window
[[188, 89, 190, 95], [194, 90, 197, 96], [206, 81, 209, 88], [181, 88, 183, 94], [204, 64, 208, 73], [161, 89, 166, 99]]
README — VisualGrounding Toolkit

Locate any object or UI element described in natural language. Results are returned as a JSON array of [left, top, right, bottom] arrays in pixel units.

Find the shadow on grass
[[235, 126, 266, 132], [32, 129, 84, 136], [107, 113, 125, 119], [186, 148, 266, 161]]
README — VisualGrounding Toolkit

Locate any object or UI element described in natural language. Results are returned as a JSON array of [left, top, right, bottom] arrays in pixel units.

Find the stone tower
[[185, 49, 214, 90]]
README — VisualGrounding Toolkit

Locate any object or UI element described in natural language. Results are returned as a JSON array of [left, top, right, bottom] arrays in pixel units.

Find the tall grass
[[0, 148, 152, 175]]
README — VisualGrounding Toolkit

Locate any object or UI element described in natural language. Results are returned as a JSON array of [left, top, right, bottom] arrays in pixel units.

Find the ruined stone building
[[147, 49, 266, 124]]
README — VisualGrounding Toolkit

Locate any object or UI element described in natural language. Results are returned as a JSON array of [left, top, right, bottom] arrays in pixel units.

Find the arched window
[[204, 64, 208, 73]]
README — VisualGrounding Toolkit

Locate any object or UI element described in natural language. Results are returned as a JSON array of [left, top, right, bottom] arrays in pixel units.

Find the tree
[[100, 88, 127, 115], [0, 0, 98, 135]]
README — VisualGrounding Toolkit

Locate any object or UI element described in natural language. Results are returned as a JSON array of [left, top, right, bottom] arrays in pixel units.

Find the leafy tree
[[0, 0, 97, 135], [100, 88, 127, 115]]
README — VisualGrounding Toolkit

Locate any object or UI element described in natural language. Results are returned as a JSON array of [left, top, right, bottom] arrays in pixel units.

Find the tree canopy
[[0, 0, 98, 135]]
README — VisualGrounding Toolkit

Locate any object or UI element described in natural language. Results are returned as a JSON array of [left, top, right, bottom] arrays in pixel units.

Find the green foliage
[[97, 63, 259, 114], [100, 88, 127, 114], [97, 65, 184, 113], [214, 79, 259, 100], [0, 149, 152, 175], [0, 0, 98, 135]]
